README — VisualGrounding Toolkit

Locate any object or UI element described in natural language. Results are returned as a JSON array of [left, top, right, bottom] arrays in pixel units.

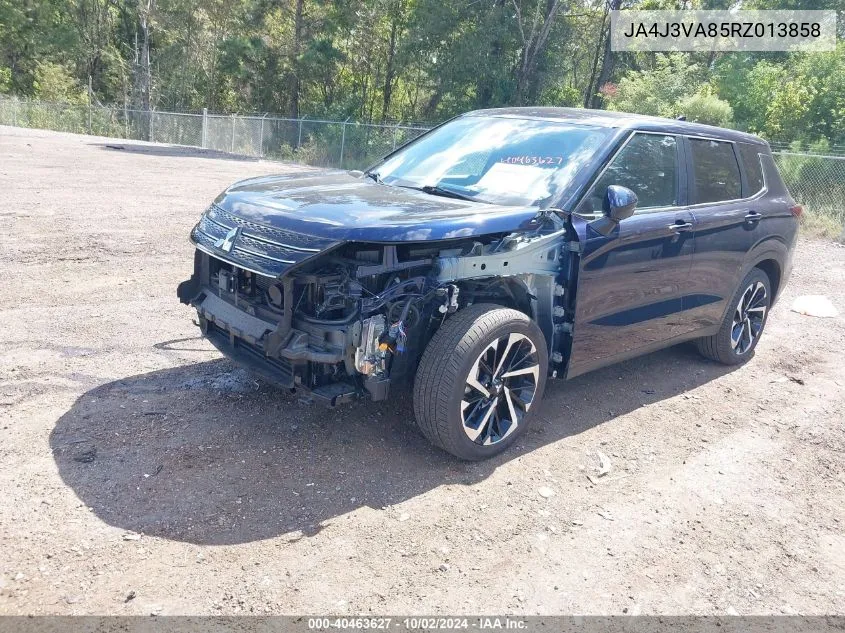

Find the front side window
[[690, 138, 742, 203], [577, 133, 679, 214], [373, 116, 612, 207]]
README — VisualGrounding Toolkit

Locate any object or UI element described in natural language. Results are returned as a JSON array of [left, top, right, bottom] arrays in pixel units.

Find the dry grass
[[800, 209, 845, 242]]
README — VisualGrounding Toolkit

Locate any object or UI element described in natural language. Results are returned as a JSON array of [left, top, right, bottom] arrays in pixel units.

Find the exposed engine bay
[[177, 211, 577, 405]]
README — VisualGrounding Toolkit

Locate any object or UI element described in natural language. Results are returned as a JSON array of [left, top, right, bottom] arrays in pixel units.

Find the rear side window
[[738, 143, 765, 196], [690, 138, 741, 203], [578, 133, 679, 214]]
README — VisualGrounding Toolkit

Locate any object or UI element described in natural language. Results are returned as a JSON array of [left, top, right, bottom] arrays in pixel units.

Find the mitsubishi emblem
[[214, 227, 240, 253]]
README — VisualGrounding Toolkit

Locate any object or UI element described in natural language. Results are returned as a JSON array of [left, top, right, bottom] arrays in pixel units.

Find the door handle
[[745, 211, 762, 222], [667, 221, 694, 232]]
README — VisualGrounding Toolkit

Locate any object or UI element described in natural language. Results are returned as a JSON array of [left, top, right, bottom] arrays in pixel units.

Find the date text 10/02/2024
[[307, 617, 528, 630]]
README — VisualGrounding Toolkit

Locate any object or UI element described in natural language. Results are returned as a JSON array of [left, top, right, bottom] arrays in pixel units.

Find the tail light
[[790, 204, 803, 218]]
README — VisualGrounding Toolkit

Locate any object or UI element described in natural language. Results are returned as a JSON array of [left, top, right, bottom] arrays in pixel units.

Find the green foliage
[[274, 138, 335, 167], [608, 44, 845, 148], [604, 54, 705, 118], [711, 42, 845, 146], [0, 0, 842, 157], [713, 56, 780, 135], [0, 66, 10, 93], [764, 78, 812, 142], [538, 83, 582, 108], [785, 43, 845, 145], [677, 91, 733, 127], [0, 0, 77, 93], [32, 61, 87, 104]]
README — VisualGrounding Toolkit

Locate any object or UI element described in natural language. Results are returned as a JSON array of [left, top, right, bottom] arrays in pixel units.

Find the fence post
[[202, 108, 208, 148], [259, 113, 268, 157], [124, 101, 128, 139], [231, 114, 236, 153], [298, 115, 307, 149], [149, 108, 155, 142], [339, 117, 350, 169], [12, 97, 17, 127], [87, 75, 92, 135], [392, 124, 399, 151]]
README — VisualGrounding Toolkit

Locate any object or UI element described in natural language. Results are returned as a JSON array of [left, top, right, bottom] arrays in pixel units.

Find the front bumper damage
[[178, 203, 574, 407], [177, 241, 390, 406], [176, 203, 394, 405]]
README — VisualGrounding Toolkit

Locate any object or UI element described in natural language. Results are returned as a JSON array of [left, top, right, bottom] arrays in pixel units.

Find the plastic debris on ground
[[791, 295, 839, 318]]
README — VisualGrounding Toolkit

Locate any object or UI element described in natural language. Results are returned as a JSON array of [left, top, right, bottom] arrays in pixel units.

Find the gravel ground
[[1, 126, 844, 616]]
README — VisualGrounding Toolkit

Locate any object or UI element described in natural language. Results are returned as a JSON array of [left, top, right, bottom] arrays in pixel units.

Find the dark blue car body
[[179, 107, 798, 461]]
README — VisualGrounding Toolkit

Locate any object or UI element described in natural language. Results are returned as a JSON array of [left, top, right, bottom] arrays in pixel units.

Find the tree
[[677, 91, 733, 127], [604, 53, 706, 118], [0, 0, 77, 93], [32, 61, 87, 103], [132, 0, 155, 112], [583, 0, 622, 109], [0, 0, 842, 154], [511, 0, 565, 104]]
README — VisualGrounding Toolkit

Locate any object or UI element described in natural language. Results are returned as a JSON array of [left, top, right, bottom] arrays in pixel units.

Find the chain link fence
[[0, 95, 841, 236], [0, 96, 429, 170], [772, 152, 845, 237]]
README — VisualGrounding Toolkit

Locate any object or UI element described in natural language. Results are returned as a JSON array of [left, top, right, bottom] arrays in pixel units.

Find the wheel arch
[[454, 274, 555, 356], [754, 258, 782, 302], [710, 239, 787, 332], [745, 237, 788, 303]]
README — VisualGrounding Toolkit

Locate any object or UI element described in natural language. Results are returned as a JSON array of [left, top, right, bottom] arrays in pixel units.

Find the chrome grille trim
[[233, 226, 318, 251], [203, 213, 232, 231], [232, 245, 296, 265], [225, 247, 292, 271], [197, 215, 228, 239], [191, 206, 339, 276], [193, 241, 275, 277], [234, 232, 299, 263], [207, 204, 327, 253]]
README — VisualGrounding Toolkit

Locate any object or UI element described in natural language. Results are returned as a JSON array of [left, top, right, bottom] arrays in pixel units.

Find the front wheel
[[696, 268, 771, 365], [413, 304, 548, 460]]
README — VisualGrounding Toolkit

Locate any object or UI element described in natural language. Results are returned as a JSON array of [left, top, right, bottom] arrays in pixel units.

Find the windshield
[[372, 116, 611, 207]]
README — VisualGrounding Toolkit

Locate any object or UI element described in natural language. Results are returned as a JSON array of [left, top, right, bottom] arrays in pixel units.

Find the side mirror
[[588, 185, 638, 237], [603, 185, 638, 221]]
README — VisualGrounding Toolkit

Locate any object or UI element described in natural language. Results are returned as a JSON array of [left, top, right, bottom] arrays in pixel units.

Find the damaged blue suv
[[178, 107, 800, 460]]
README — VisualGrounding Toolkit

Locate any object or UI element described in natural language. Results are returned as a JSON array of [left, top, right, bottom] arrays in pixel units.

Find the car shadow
[[93, 142, 262, 162], [50, 344, 737, 545]]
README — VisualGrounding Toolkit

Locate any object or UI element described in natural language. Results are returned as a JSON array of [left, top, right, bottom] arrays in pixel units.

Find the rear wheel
[[413, 304, 548, 460], [696, 268, 771, 365]]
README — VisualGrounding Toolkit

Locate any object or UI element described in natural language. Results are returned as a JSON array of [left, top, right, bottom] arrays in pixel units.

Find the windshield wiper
[[365, 171, 383, 184], [380, 179, 482, 202], [419, 184, 476, 201]]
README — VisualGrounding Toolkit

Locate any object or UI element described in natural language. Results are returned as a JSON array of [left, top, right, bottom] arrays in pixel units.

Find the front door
[[567, 131, 697, 376]]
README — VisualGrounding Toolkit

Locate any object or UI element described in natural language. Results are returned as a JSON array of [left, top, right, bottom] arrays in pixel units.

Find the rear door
[[567, 131, 697, 375], [682, 137, 759, 331]]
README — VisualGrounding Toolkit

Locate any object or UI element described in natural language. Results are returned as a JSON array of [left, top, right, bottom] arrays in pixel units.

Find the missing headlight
[[354, 314, 387, 376]]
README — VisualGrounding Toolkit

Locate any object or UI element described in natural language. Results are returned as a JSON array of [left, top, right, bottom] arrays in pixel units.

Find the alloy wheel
[[731, 281, 768, 355], [461, 333, 541, 446]]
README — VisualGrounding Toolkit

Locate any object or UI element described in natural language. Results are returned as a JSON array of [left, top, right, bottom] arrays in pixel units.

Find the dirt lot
[[1, 125, 844, 616]]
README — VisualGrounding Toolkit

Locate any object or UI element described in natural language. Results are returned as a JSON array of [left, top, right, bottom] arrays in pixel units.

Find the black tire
[[696, 268, 771, 365], [413, 304, 548, 460]]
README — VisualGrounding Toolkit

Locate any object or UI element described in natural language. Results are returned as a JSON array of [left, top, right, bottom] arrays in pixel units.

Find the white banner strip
[[611, 10, 837, 52]]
